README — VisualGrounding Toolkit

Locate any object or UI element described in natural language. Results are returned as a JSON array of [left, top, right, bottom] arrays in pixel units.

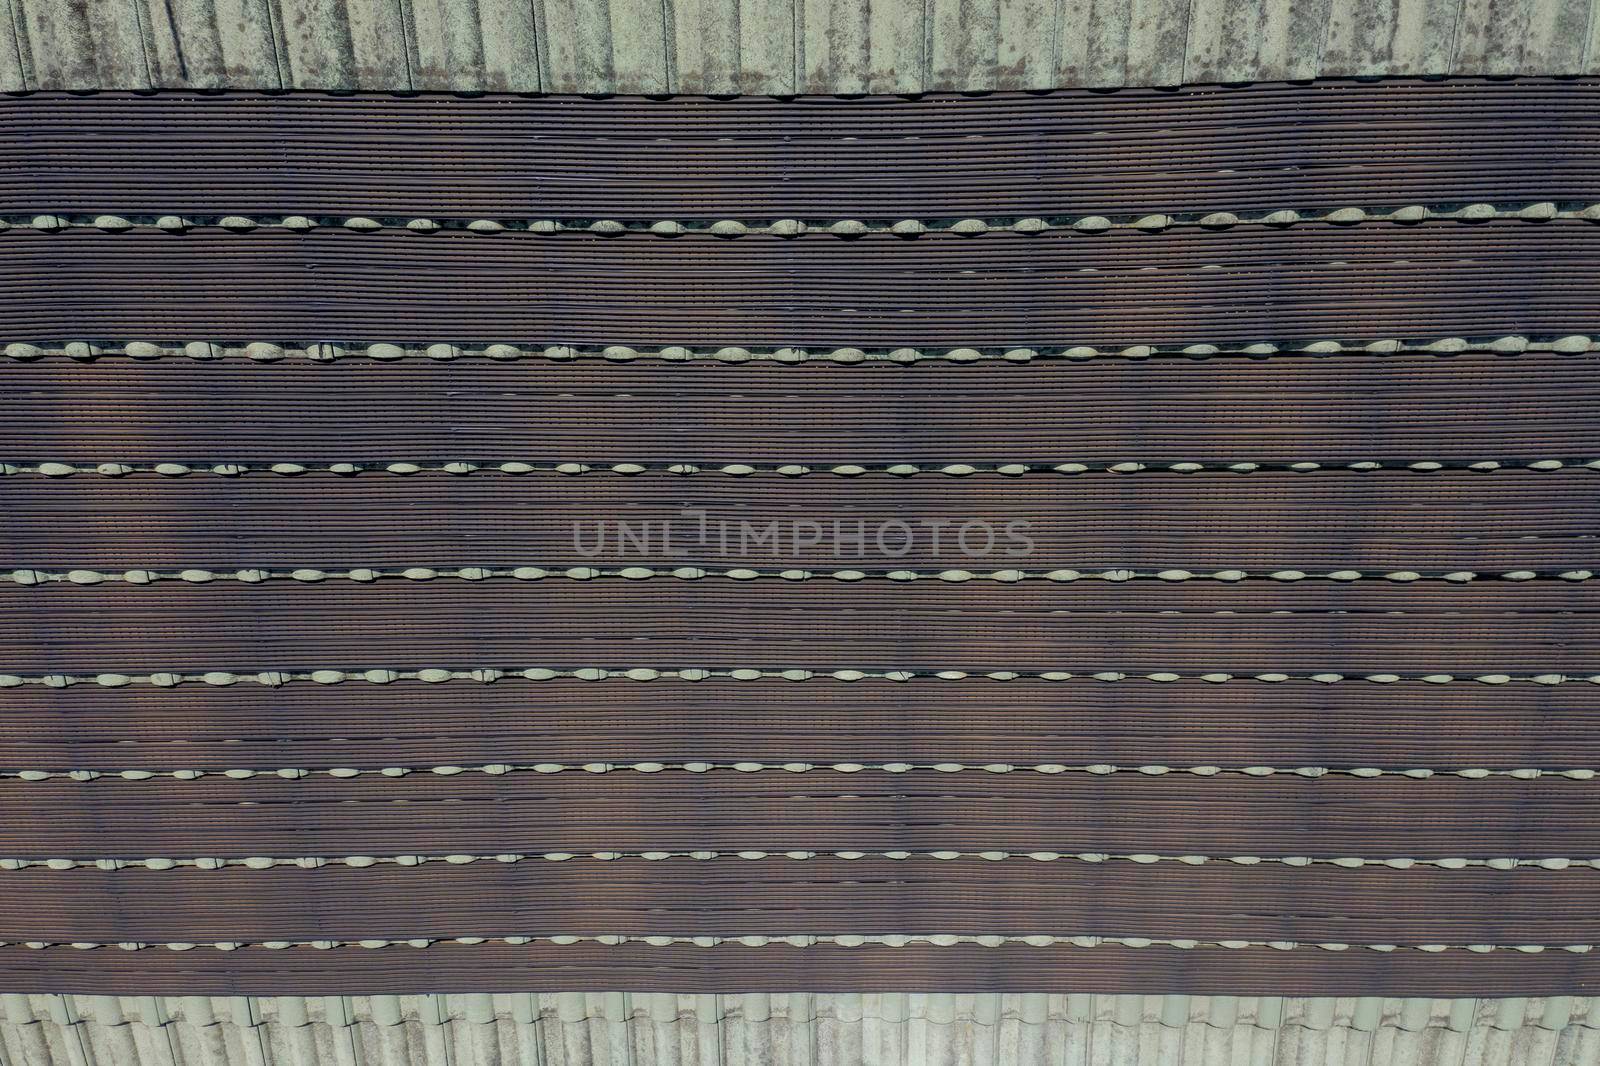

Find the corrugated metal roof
[[3, 0, 1600, 91], [3, 992, 1597, 1065], [4, 80, 1599, 1006], [9, 225, 1600, 346], [7, 83, 1596, 220]]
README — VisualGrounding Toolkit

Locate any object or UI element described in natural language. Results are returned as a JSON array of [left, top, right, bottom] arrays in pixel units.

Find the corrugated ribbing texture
[[6, 679, 1599, 770], [3, 0, 1599, 93], [3, 773, 1597, 856], [4, 82, 1600, 998], [3, 83, 1599, 217], [6, 860, 1598, 942], [6, 943, 1600, 997], [0, 993, 1590, 1066], [5, 224, 1600, 346], [4, 355, 1600, 464], [1, 580, 1596, 675], [7, 471, 1598, 571]]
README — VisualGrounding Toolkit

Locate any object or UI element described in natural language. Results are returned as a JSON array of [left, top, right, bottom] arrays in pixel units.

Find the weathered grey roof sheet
[[4, 0, 1600, 91], [5, 992, 1599, 1066]]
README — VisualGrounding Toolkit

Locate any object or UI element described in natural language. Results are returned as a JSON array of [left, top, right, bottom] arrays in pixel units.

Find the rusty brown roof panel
[[4, 224, 1600, 347], [0, 579, 1594, 676], [5, 859, 1597, 944], [4, 679, 1600, 771], [2, 83, 1599, 218], [3, 942, 1598, 998], [3, 355, 1599, 465], [6, 471, 1596, 572], [3, 772, 1597, 857]]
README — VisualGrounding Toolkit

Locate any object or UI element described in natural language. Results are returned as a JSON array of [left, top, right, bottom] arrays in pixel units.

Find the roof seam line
[[16, 202, 1593, 235], [2, 667, 1589, 689], [4, 760, 1588, 782], [5, 851, 1587, 872], [8, 334, 1595, 362], [5, 459, 1591, 477], [3, 565, 1588, 586], [6, 933, 1593, 954]]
